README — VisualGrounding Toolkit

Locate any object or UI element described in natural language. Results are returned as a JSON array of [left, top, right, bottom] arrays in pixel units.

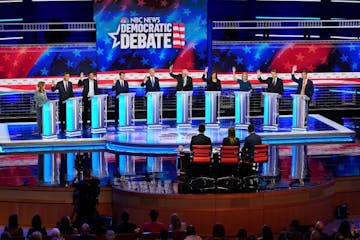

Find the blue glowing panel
[[43, 153, 53, 184], [176, 93, 183, 124], [147, 94, 154, 125], [67, 153, 76, 181], [92, 152, 100, 177], [91, 97, 99, 129], [66, 100, 74, 131]]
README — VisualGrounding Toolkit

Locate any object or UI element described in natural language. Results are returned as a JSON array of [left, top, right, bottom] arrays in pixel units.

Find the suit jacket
[[222, 137, 241, 147], [190, 133, 212, 151], [291, 74, 314, 100], [202, 74, 221, 91], [258, 76, 284, 95], [170, 73, 193, 91], [141, 77, 160, 93], [112, 79, 129, 95], [51, 80, 74, 102], [78, 78, 99, 98], [241, 132, 262, 159]]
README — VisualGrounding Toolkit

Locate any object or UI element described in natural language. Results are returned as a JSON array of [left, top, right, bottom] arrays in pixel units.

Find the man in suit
[[141, 68, 160, 93], [291, 65, 314, 101], [112, 72, 129, 128], [78, 71, 99, 130], [190, 124, 212, 151], [242, 124, 262, 161], [257, 69, 284, 95], [51, 72, 74, 132], [169, 64, 193, 91]]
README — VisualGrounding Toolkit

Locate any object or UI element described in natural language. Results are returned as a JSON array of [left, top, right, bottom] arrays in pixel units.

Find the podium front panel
[[176, 91, 193, 124], [262, 92, 280, 128], [42, 100, 58, 137], [91, 94, 108, 131], [146, 91, 163, 125], [291, 94, 309, 130], [235, 91, 250, 126], [118, 93, 136, 127], [65, 97, 82, 135], [205, 91, 221, 124]]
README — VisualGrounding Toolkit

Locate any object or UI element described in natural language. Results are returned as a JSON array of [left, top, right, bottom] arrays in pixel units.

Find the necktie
[[151, 78, 154, 87], [183, 77, 187, 87], [121, 80, 124, 87], [301, 79, 307, 95], [64, 81, 67, 91], [272, 78, 276, 86]]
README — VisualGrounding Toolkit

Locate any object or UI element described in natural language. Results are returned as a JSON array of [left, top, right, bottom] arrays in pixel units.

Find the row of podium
[[42, 91, 310, 138]]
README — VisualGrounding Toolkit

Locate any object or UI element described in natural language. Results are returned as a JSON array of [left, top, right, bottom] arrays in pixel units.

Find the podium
[[42, 100, 58, 138], [90, 94, 108, 133], [117, 93, 136, 129], [146, 91, 163, 128], [291, 94, 310, 131], [262, 92, 280, 130], [64, 97, 82, 136], [176, 91, 193, 128], [234, 91, 251, 129], [205, 91, 221, 127]]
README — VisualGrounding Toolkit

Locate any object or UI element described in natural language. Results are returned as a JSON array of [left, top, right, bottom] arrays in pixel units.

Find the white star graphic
[[108, 25, 121, 49]]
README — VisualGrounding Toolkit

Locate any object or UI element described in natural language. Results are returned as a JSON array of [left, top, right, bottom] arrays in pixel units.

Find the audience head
[[237, 228, 247, 240], [261, 225, 273, 240], [301, 69, 308, 79], [198, 124, 206, 134], [334, 233, 345, 240], [289, 219, 300, 231], [81, 223, 90, 235], [212, 223, 226, 238], [49, 228, 60, 240], [228, 126, 236, 138], [181, 69, 189, 78], [105, 230, 115, 240], [270, 69, 277, 78], [149, 209, 159, 222], [121, 210, 130, 223], [170, 213, 181, 231], [242, 72, 248, 82], [8, 214, 20, 228], [186, 225, 196, 236], [314, 220, 324, 232], [1, 232, 11, 240], [60, 215, 71, 228], [119, 72, 125, 80], [63, 72, 70, 81], [338, 220, 351, 237], [31, 214, 43, 229], [248, 124, 255, 133], [31, 231, 42, 240]]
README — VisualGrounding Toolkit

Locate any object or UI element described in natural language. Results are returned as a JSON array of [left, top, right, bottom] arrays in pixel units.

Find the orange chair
[[254, 144, 269, 163], [191, 145, 212, 163], [220, 145, 240, 164]]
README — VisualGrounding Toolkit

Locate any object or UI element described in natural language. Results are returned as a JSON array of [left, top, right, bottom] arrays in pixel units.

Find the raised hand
[[169, 64, 173, 73], [143, 75, 148, 83], [232, 66, 236, 73], [51, 80, 55, 86], [113, 78, 116, 85], [204, 66, 208, 74], [256, 69, 261, 76], [292, 65, 297, 74]]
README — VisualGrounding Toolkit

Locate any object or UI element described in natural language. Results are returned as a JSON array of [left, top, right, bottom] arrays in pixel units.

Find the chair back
[[254, 144, 269, 163], [191, 145, 212, 163], [220, 145, 239, 164]]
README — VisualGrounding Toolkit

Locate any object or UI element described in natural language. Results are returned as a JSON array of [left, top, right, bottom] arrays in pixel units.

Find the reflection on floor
[[0, 143, 359, 193]]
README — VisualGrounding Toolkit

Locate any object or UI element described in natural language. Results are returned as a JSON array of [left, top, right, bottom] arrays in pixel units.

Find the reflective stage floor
[[0, 114, 358, 192], [0, 114, 355, 154]]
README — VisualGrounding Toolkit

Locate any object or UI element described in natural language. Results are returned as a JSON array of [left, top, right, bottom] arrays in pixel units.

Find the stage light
[[255, 16, 321, 20], [0, 18, 23, 22], [0, 37, 23, 41]]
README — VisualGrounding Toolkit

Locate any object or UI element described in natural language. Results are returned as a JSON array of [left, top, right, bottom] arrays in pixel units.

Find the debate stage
[[0, 114, 355, 154]]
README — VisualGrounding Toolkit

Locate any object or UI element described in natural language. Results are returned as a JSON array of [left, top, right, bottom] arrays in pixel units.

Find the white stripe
[[0, 123, 10, 141]]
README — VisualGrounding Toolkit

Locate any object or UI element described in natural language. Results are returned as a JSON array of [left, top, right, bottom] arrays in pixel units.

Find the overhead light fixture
[[0, 36, 23, 41], [255, 33, 320, 38], [330, 35, 359, 40]]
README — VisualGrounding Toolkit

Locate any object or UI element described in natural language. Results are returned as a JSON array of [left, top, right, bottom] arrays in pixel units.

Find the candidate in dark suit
[[222, 127, 240, 147], [112, 72, 129, 128], [257, 69, 284, 95], [190, 124, 212, 152], [169, 65, 193, 91], [51, 72, 74, 132], [201, 67, 221, 91], [242, 124, 262, 161], [78, 72, 99, 129], [141, 68, 160, 93], [291, 66, 314, 101]]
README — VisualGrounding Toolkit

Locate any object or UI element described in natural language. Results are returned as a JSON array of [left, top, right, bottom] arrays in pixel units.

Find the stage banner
[[94, 0, 208, 72], [212, 42, 360, 73]]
